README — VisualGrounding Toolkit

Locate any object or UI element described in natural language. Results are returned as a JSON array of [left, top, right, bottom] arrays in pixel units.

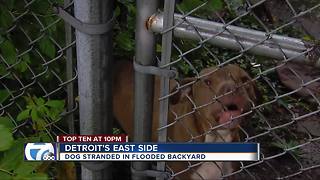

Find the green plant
[[177, 0, 224, 14], [0, 137, 48, 179], [113, 0, 136, 59], [17, 96, 65, 133], [0, 115, 48, 178], [271, 140, 302, 157], [0, 94, 65, 179]]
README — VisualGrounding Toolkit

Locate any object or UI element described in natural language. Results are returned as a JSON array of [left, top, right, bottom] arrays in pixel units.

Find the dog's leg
[[190, 162, 223, 180], [189, 130, 234, 179]]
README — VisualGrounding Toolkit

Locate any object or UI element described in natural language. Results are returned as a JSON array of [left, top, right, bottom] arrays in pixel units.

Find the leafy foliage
[[39, 37, 56, 59], [0, 95, 65, 179], [0, 0, 313, 178], [0, 138, 48, 179], [177, 0, 224, 12], [16, 96, 65, 131], [0, 0, 67, 179], [0, 125, 14, 151], [114, 0, 136, 58]]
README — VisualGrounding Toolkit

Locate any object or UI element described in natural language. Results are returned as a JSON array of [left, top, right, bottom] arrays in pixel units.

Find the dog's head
[[170, 64, 259, 131]]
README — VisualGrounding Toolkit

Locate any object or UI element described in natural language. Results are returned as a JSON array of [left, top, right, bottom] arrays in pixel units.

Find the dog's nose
[[219, 81, 236, 95]]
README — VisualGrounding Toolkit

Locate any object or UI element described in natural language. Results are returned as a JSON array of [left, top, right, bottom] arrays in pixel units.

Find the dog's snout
[[219, 81, 236, 95]]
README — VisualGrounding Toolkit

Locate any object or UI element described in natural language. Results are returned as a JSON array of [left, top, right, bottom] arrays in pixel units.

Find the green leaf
[[0, 40, 17, 64], [35, 97, 45, 106], [39, 37, 56, 59], [209, 0, 224, 11], [177, 0, 204, 12], [0, 7, 13, 29], [38, 106, 49, 116], [278, 99, 289, 108], [34, 120, 47, 131], [0, 139, 23, 171], [0, 171, 11, 179], [44, 17, 57, 36], [53, 0, 64, 5], [0, 89, 10, 103], [0, 116, 14, 130], [46, 109, 59, 120], [302, 35, 312, 41], [0, 64, 7, 76], [24, 96, 35, 106], [5, 0, 15, 11], [30, 0, 51, 14], [0, 138, 42, 176], [17, 109, 30, 121], [115, 32, 134, 51], [14, 161, 43, 176], [22, 53, 31, 63], [25, 136, 41, 143], [14, 173, 48, 180], [0, 125, 14, 151], [15, 61, 28, 73], [31, 109, 41, 121], [156, 44, 162, 53], [115, 6, 121, 17], [127, 3, 136, 15], [14, 53, 31, 73], [39, 132, 51, 142], [45, 100, 65, 109]]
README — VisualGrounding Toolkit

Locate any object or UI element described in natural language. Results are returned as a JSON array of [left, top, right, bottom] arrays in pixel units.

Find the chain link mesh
[[156, 0, 320, 179], [2, 0, 319, 179], [0, 0, 77, 140]]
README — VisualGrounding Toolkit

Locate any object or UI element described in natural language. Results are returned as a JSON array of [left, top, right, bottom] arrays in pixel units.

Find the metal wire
[[146, 0, 320, 179], [0, 0, 77, 138]]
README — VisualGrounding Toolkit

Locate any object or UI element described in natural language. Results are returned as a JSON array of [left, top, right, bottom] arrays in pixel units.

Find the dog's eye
[[204, 79, 212, 86], [241, 76, 250, 83]]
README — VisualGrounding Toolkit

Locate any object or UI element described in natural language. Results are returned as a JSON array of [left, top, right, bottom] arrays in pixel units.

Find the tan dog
[[113, 61, 258, 179]]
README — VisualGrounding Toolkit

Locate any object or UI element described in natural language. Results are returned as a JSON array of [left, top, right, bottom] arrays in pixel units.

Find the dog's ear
[[226, 64, 257, 104], [238, 70, 261, 105], [169, 77, 196, 105]]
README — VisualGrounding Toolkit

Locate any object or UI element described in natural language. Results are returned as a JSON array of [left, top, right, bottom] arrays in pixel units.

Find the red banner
[[57, 135, 128, 142]]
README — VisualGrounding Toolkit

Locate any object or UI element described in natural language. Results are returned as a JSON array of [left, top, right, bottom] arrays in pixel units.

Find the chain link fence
[[142, 0, 320, 179], [0, 0, 78, 139], [0, 0, 78, 178], [1, 0, 320, 179]]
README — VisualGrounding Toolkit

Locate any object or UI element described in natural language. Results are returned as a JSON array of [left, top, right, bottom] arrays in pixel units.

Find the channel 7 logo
[[24, 143, 56, 161]]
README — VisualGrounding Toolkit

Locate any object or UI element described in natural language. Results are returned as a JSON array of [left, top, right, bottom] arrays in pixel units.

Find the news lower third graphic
[[24, 143, 56, 161], [24, 136, 259, 161], [58, 143, 259, 161]]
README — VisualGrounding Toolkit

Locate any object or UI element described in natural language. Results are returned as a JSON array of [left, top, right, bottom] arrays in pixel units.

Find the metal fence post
[[157, 1, 175, 180], [74, 0, 114, 179], [64, 0, 75, 134], [133, 0, 159, 179]]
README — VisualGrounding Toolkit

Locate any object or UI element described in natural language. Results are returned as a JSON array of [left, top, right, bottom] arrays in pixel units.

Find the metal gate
[[134, 0, 320, 179]]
